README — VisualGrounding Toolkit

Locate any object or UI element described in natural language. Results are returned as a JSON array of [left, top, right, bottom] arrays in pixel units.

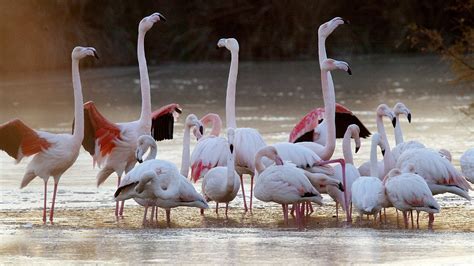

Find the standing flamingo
[[461, 148, 474, 183], [190, 113, 228, 182], [391, 103, 425, 161], [115, 134, 208, 227], [351, 133, 389, 222], [327, 124, 361, 218], [396, 148, 472, 200], [254, 146, 323, 228], [80, 13, 181, 217], [384, 167, 440, 229], [358, 104, 396, 179], [289, 17, 370, 146], [202, 128, 241, 217], [0, 46, 98, 223], [218, 38, 266, 212]]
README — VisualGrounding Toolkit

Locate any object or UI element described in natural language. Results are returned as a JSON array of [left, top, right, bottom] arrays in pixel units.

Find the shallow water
[[0, 55, 473, 263]]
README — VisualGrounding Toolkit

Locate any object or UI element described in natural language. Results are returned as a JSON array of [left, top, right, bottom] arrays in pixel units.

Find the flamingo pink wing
[[0, 119, 51, 160], [289, 108, 325, 143], [151, 103, 182, 141]]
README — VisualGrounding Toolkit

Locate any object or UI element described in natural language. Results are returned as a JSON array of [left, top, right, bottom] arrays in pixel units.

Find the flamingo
[[327, 124, 361, 219], [218, 38, 267, 212], [391, 102, 425, 161], [358, 104, 397, 179], [201, 128, 241, 217], [190, 113, 228, 182], [289, 17, 370, 147], [115, 134, 208, 227], [351, 133, 389, 222], [0, 46, 98, 223], [460, 148, 474, 183], [396, 148, 472, 200], [254, 146, 323, 228], [79, 13, 181, 217], [384, 166, 440, 229]]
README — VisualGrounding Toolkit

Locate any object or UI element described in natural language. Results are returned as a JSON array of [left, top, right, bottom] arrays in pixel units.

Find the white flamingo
[[0, 46, 97, 223], [327, 124, 361, 218], [218, 38, 267, 212], [460, 148, 474, 183], [202, 128, 240, 217], [351, 133, 389, 222], [254, 146, 323, 228], [391, 102, 425, 161], [384, 166, 440, 229], [190, 113, 228, 182], [396, 148, 472, 200], [80, 13, 181, 216], [358, 104, 396, 179], [115, 134, 208, 227]]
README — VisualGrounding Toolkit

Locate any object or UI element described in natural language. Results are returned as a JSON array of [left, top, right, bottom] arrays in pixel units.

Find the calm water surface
[[0, 55, 473, 263]]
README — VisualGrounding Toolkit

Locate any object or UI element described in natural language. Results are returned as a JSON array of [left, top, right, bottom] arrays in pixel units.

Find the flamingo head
[[217, 38, 239, 52], [321, 59, 352, 75], [185, 114, 202, 131], [438, 148, 452, 162], [192, 126, 204, 141], [377, 104, 396, 128], [393, 102, 412, 123], [136, 135, 156, 163], [318, 17, 348, 39], [114, 181, 139, 201], [139, 12, 166, 33], [71, 46, 99, 60], [348, 124, 361, 153], [371, 132, 387, 157]]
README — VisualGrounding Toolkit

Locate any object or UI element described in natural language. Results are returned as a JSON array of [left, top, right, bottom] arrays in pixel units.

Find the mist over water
[[0, 55, 473, 263]]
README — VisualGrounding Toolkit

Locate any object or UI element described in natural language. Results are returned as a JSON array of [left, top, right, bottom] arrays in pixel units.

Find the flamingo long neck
[[145, 141, 157, 161], [226, 149, 236, 193], [138, 30, 152, 128], [370, 138, 379, 177], [319, 69, 336, 160], [204, 114, 222, 137], [394, 113, 404, 145], [225, 50, 238, 129], [376, 114, 395, 174], [72, 59, 84, 142], [180, 124, 191, 177], [144, 171, 178, 199], [342, 129, 353, 165], [255, 151, 266, 174]]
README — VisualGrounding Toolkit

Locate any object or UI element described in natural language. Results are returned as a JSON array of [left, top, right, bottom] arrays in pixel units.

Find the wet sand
[[1, 55, 473, 263]]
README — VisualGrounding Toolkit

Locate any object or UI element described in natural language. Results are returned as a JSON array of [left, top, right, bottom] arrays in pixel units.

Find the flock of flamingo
[[1, 13, 473, 230]]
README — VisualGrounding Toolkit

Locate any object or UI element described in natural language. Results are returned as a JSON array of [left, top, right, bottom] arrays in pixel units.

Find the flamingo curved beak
[[391, 117, 397, 128], [407, 113, 412, 123], [381, 149, 386, 156], [93, 51, 99, 60], [158, 14, 167, 22], [355, 146, 360, 153]]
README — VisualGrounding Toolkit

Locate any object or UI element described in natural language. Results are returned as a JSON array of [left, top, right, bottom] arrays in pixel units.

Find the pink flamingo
[[384, 166, 440, 229], [0, 46, 98, 223], [461, 148, 474, 183], [254, 146, 323, 228], [391, 102, 425, 161], [218, 38, 267, 212], [190, 113, 228, 182], [80, 13, 181, 217]]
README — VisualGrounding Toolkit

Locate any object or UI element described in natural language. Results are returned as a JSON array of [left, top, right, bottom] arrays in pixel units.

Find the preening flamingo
[[0, 46, 98, 223], [289, 17, 370, 146], [351, 133, 389, 221], [391, 102, 425, 161], [202, 128, 241, 217], [218, 38, 266, 212], [396, 148, 472, 200], [254, 146, 323, 228], [190, 113, 228, 182], [115, 134, 208, 227], [460, 148, 474, 183], [194, 113, 221, 140], [79, 13, 181, 217], [358, 104, 396, 179], [384, 166, 440, 229], [327, 124, 361, 218]]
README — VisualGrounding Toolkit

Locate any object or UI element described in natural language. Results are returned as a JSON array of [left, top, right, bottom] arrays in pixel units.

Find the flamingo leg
[[143, 204, 149, 226], [166, 209, 171, 227], [43, 180, 47, 224], [307, 202, 314, 215], [410, 210, 414, 229], [115, 175, 121, 217], [239, 175, 248, 212], [403, 211, 408, 229], [49, 181, 59, 224], [225, 203, 229, 218], [336, 202, 339, 219], [416, 210, 420, 229], [300, 203, 306, 226], [216, 202, 219, 214], [150, 205, 155, 223], [384, 208, 387, 224], [155, 206, 158, 221], [119, 200, 125, 216], [250, 175, 254, 212], [290, 204, 295, 217], [295, 203, 300, 229], [282, 204, 288, 226], [318, 159, 350, 222], [200, 208, 205, 216], [428, 213, 434, 230]]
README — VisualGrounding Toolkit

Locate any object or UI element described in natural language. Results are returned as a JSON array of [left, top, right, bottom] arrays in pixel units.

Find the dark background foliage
[[0, 0, 468, 71]]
